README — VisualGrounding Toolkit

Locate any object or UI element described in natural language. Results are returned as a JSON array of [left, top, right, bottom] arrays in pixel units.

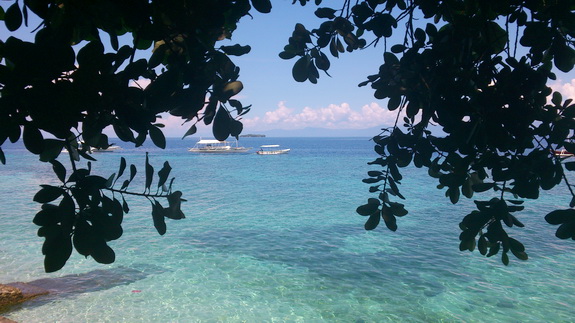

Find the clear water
[[1, 137, 574, 322]]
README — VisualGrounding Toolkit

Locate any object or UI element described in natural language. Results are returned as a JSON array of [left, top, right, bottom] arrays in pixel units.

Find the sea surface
[[1, 137, 574, 322]]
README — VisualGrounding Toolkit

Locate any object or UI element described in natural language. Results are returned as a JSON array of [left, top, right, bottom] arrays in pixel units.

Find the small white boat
[[189, 139, 251, 153], [256, 145, 290, 155], [91, 145, 121, 152], [553, 149, 574, 158]]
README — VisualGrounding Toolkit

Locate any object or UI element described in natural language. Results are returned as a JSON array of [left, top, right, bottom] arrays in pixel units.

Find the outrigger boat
[[256, 145, 290, 155], [189, 139, 251, 153]]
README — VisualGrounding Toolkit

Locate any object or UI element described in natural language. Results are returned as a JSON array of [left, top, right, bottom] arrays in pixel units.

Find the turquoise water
[[1, 137, 574, 322]]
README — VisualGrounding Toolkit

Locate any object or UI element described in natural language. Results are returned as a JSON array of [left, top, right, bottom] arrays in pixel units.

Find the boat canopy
[[197, 139, 225, 144], [260, 145, 280, 148]]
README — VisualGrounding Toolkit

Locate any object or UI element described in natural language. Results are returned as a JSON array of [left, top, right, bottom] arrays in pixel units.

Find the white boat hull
[[256, 149, 290, 155]]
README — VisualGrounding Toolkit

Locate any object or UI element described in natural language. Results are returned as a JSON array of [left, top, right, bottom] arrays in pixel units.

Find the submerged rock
[[0, 283, 49, 313]]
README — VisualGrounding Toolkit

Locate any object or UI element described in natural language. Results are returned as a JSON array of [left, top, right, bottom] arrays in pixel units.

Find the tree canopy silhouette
[[0, 0, 574, 271], [281, 0, 574, 265]]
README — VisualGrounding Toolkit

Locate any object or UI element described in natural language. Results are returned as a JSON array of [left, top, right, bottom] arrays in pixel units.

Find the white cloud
[[242, 101, 400, 131], [551, 78, 575, 100]]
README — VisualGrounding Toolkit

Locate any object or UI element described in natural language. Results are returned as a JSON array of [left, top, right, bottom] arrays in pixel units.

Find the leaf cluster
[[34, 154, 185, 272], [291, 0, 575, 264], [0, 0, 270, 271]]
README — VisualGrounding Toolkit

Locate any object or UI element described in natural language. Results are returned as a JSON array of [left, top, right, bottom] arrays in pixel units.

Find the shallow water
[[1, 137, 574, 322]]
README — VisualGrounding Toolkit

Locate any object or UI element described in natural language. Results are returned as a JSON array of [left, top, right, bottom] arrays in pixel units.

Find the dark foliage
[[283, 0, 575, 264], [0, 0, 263, 272]]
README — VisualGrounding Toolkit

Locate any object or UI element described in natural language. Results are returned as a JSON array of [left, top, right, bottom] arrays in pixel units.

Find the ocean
[[1, 137, 574, 322]]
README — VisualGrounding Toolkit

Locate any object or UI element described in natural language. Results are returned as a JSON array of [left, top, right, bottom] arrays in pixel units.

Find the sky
[[1, 0, 575, 138]]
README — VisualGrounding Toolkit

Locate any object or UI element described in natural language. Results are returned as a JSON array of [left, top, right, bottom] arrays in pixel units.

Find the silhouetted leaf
[[5, 3, 22, 31], [292, 55, 309, 82], [149, 125, 166, 149], [472, 183, 495, 192], [182, 124, 197, 139], [502, 252, 509, 266], [381, 208, 397, 231], [34, 185, 64, 203], [145, 152, 153, 191], [221, 81, 244, 101], [39, 225, 72, 273], [0, 147, 4, 165], [40, 139, 64, 162], [478, 234, 488, 255], [157, 161, 172, 188], [364, 213, 380, 230], [152, 201, 167, 235], [50, 160, 66, 183], [315, 7, 336, 19], [106, 173, 116, 188], [555, 221, 575, 239], [91, 242, 116, 264], [220, 44, 251, 56], [33, 204, 61, 226], [487, 242, 500, 257], [545, 209, 575, 225], [356, 198, 380, 215], [213, 106, 231, 141], [117, 157, 127, 180], [165, 191, 185, 220], [23, 124, 44, 154], [251, 0, 272, 13]]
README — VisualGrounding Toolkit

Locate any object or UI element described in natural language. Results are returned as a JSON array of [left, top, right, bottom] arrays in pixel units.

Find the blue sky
[[2, 1, 575, 138]]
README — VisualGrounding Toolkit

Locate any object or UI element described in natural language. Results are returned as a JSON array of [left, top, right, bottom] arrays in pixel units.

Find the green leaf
[[472, 183, 495, 192], [555, 221, 575, 239], [5, 3, 22, 32], [545, 209, 575, 225], [50, 160, 66, 183], [390, 44, 406, 53], [220, 44, 251, 56], [381, 208, 397, 231], [129, 164, 137, 182], [364, 213, 380, 230], [40, 225, 72, 273], [553, 41, 575, 73], [91, 242, 116, 264], [149, 125, 166, 149], [478, 234, 488, 255], [355, 203, 379, 216], [73, 219, 97, 257], [23, 124, 44, 155], [220, 81, 244, 102], [34, 185, 64, 203], [251, 0, 272, 13], [279, 50, 297, 60], [106, 173, 116, 188], [117, 157, 127, 180], [113, 123, 135, 143], [315, 7, 336, 19], [292, 55, 309, 82], [486, 242, 500, 257], [448, 186, 460, 204], [145, 152, 153, 191], [152, 201, 167, 235], [39, 139, 64, 162], [502, 252, 509, 266], [149, 42, 167, 68], [182, 124, 197, 139], [157, 161, 172, 188], [33, 204, 61, 226], [213, 106, 231, 141]]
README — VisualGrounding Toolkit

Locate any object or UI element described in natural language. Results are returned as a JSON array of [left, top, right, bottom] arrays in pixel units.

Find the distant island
[[240, 134, 266, 137]]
